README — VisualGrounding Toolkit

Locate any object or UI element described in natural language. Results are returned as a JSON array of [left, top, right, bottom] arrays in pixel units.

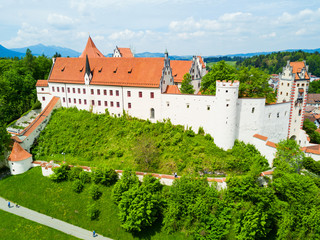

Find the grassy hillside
[[0, 209, 78, 240], [32, 108, 268, 175], [206, 60, 237, 68], [0, 167, 188, 240]]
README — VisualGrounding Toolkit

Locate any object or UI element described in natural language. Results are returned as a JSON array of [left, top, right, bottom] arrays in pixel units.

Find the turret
[[214, 80, 239, 150], [160, 49, 174, 93]]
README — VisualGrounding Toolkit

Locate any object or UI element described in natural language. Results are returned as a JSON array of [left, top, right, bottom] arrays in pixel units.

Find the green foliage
[[0, 53, 52, 124], [0, 124, 11, 164], [198, 127, 205, 135], [99, 167, 118, 186], [180, 73, 195, 94], [303, 118, 320, 143], [118, 175, 162, 232], [31, 100, 41, 110], [72, 179, 84, 193], [50, 164, 70, 182], [273, 139, 304, 173], [303, 157, 320, 175], [89, 184, 102, 200], [309, 80, 320, 93], [87, 203, 100, 220], [68, 166, 83, 181], [112, 170, 140, 204]]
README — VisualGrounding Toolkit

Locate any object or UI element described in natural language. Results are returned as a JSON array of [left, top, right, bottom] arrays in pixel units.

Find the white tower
[[214, 80, 239, 150]]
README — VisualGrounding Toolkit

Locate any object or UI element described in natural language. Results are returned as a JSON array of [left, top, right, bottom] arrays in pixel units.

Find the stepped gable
[[118, 48, 134, 58], [79, 36, 105, 58], [197, 56, 206, 68], [49, 57, 165, 87], [290, 61, 310, 80], [8, 142, 32, 162], [36, 80, 48, 87], [165, 85, 181, 94], [171, 60, 192, 83]]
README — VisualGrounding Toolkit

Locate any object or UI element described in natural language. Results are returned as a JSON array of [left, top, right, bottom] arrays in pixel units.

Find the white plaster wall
[[277, 80, 292, 103], [36, 86, 52, 110], [252, 138, 277, 166], [236, 98, 265, 144], [9, 157, 33, 175], [261, 102, 290, 143]]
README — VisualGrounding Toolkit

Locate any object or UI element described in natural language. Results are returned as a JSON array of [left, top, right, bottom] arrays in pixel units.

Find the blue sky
[[0, 0, 319, 55]]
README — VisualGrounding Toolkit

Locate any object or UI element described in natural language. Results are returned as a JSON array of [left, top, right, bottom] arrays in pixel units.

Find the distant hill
[[134, 52, 193, 60], [0, 44, 25, 58], [11, 44, 80, 57]]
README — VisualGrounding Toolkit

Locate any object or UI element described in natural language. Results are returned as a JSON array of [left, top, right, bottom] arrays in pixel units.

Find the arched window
[[150, 108, 155, 119]]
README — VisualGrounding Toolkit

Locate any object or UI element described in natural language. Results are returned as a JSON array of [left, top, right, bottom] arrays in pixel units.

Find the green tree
[[0, 124, 11, 165], [200, 61, 237, 94], [118, 175, 162, 232], [303, 119, 320, 143], [180, 73, 195, 94]]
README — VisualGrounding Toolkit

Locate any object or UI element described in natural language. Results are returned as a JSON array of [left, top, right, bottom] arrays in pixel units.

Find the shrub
[[100, 168, 118, 186], [72, 179, 84, 193], [185, 128, 195, 137], [89, 184, 102, 200], [79, 171, 91, 184], [50, 164, 70, 182], [32, 100, 41, 110], [87, 203, 100, 220], [68, 166, 83, 181], [198, 126, 205, 135], [205, 133, 213, 141], [91, 169, 103, 184]]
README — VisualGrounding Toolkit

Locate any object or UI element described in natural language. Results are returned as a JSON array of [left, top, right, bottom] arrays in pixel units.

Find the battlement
[[216, 80, 239, 88]]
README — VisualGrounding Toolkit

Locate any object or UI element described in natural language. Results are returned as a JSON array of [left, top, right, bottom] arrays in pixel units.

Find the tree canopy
[[180, 73, 195, 94]]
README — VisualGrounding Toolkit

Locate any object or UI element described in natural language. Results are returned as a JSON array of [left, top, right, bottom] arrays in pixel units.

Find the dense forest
[[235, 50, 320, 76]]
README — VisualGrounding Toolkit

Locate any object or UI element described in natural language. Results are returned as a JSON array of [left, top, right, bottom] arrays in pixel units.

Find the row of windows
[[51, 87, 155, 98], [280, 82, 308, 87]]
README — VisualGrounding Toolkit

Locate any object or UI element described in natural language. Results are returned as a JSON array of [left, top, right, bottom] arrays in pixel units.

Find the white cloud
[[295, 29, 306, 36], [47, 13, 75, 29], [109, 29, 146, 40], [177, 31, 205, 39], [260, 32, 276, 39]]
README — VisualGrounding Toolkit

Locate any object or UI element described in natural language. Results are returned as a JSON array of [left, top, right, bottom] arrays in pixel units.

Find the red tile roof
[[49, 57, 165, 88], [8, 142, 32, 162], [36, 80, 48, 87], [290, 62, 310, 80], [253, 134, 268, 141], [171, 60, 192, 83], [165, 85, 181, 94], [197, 56, 206, 68], [118, 48, 134, 58], [19, 96, 60, 138], [305, 144, 320, 154], [266, 141, 277, 148], [79, 36, 105, 58]]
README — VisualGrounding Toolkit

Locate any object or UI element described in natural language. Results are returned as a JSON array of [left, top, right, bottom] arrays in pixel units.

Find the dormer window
[[128, 68, 132, 74], [113, 67, 117, 73], [61, 67, 65, 72], [80, 67, 83, 72]]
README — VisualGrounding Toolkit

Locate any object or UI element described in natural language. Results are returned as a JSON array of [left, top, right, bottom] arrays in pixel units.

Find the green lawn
[[0, 209, 78, 240], [206, 61, 237, 68], [0, 167, 189, 240]]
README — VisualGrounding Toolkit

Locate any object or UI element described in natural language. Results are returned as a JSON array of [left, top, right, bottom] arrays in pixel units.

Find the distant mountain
[[11, 44, 80, 57], [134, 52, 193, 60], [0, 44, 25, 58]]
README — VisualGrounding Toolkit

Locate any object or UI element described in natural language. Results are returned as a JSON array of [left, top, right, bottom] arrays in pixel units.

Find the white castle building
[[27, 37, 318, 167]]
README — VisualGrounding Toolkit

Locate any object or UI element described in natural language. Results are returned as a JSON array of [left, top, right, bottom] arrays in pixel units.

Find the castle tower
[[214, 80, 239, 150], [277, 61, 310, 142], [160, 49, 174, 93]]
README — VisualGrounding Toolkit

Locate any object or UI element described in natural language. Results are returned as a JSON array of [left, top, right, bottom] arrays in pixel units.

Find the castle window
[[74, 99, 76, 104], [92, 100, 95, 105], [117, 102, 120, 107], [116, 90, 119, 96], [62, 87, 64, 93], [110, 90, 113, 96], [84, 99, 87, 105], [187, 104, 190, 108], [287, 83, 289, 87], [52, 86, 55, 92], [281, 83, 283, 86], [77, 88, 80, 94], [252, 107, 255, 113], [91, 89, 94, 95], [297, 83, 300, 87], [42, 97, 45, 101], [226, 90, 228, 93], [127, 91, 131, 97], [98, 100, 101, 106], [198, 83, 200, 88], [111, 101, 114, 107], [63, 97, 65, 102], [302, 83, 305, 87], [167, 102, 170, 107], [268, 113, 271, 118], [97, 89, 100, 95], [68, 98, 71, 103], [128, 102, 131, 109], [150, 108, 155, 119], [299, 109, 302, 116], [277, 112, 279, 118], [150, 92, 154, 98], [104, 101, 107, 106], [226, 104, 229, 107], [139, 91, 142, 98], [285, 111, 287, 116], [280, 92, 282, 95], [41, 88, 44, 91], [307, 83, 309, 86], [207, 106, 210, 110], [286, 92, 288, 96], [57, 87, 60, 92], [73, 88, 75, 93], [104, 89, 107, 95], [83, 88, 86, 94], [79, 99, 81, 104]]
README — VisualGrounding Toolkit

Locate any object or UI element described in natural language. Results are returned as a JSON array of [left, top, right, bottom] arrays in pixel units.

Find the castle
[[7, 37, 320, 175]]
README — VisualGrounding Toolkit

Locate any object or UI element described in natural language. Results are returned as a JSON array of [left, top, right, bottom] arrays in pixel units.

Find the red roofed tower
[[79, 36, 105, 58]]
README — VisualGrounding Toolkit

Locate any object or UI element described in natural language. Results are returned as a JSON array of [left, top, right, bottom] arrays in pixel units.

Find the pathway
[[0, 197, 111, 240]]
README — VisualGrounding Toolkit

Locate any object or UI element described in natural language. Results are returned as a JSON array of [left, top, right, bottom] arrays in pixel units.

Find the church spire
[[79, 36, 105, 58]]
